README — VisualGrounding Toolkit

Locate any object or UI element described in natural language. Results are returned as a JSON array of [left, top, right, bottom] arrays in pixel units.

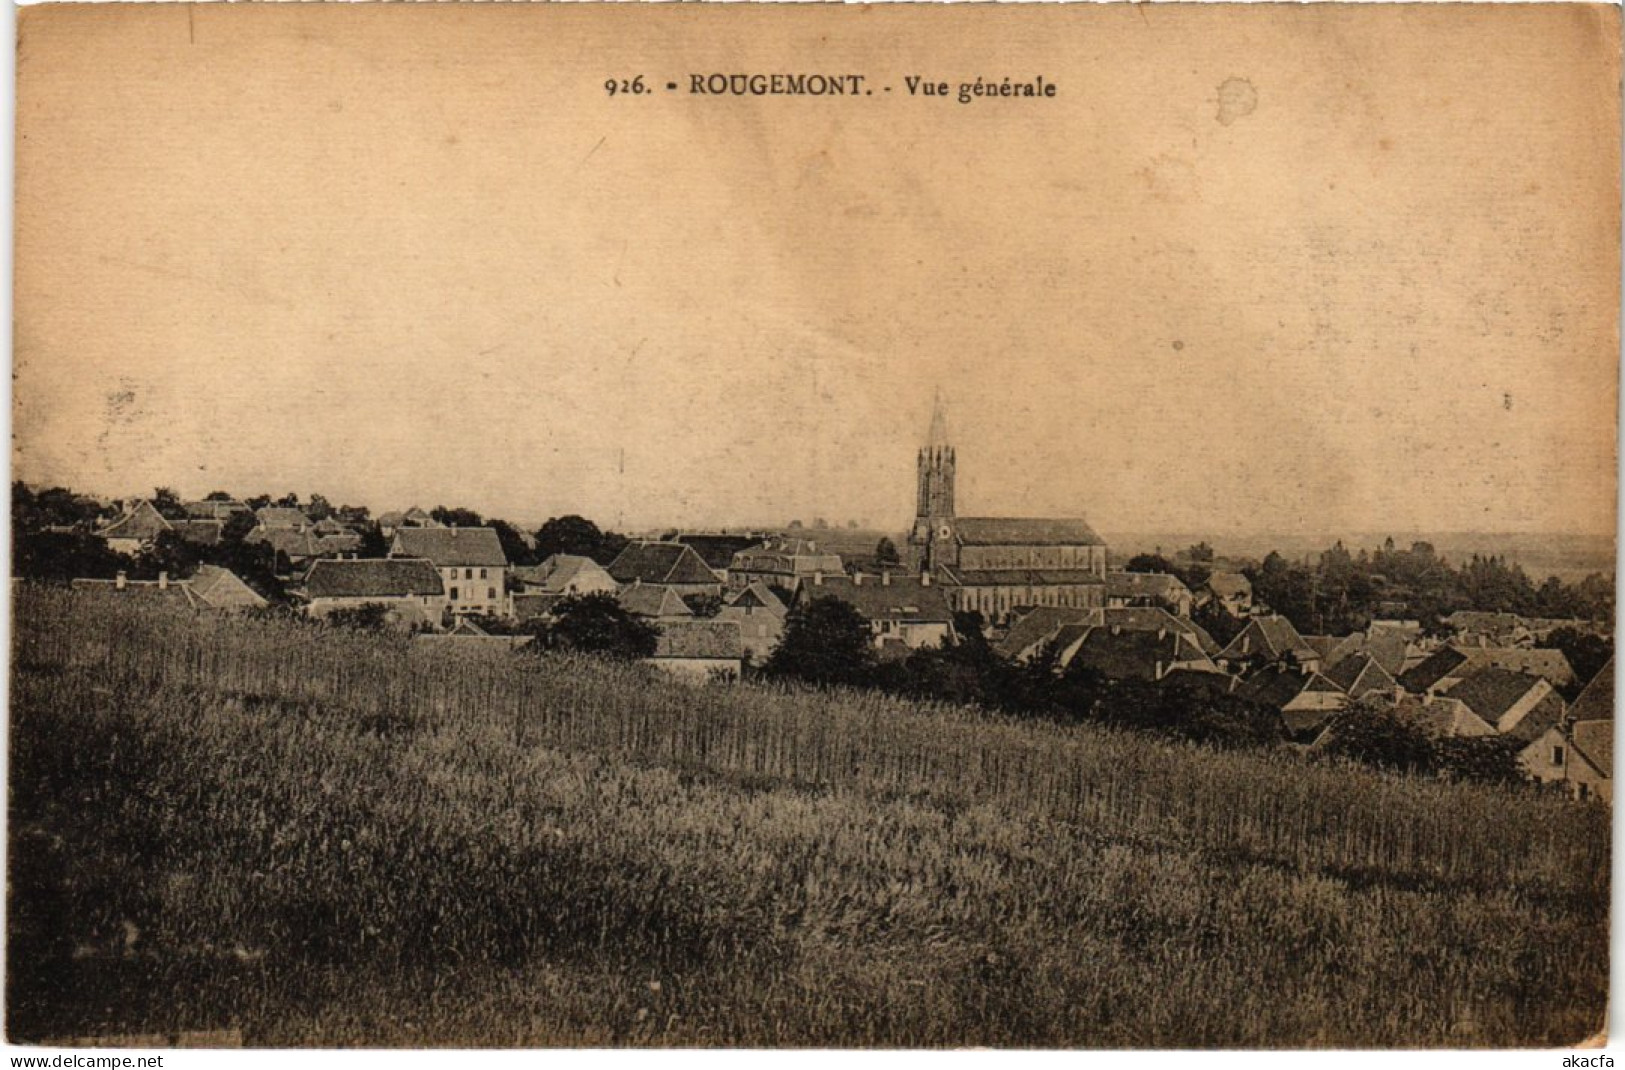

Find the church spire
[[927, 389, 950, 449]]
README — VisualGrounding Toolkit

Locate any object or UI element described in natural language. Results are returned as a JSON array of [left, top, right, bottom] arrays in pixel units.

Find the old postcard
[[9, 1, 1619, 1051]]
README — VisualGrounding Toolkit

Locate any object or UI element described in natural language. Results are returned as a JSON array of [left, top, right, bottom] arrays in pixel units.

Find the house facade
[[389, 526, 509, 616]]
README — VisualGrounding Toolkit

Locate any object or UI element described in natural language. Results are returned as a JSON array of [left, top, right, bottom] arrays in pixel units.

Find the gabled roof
[[1302, 634, 1364, 669], [255, 507, 310, 530], [728, 538, 843, 577], [391, 527, 508, 568], [677, 533, 770, 570], [995, 606, 1098, 660], [1411, 696, 1498, 739], [512, 592, 565, 621], [608, 542, 720, 586], [1062, 627, 1215, 681], [69, 577, 195, 609], [1571, 719, 1613, 779], [1238, 666, 1341, 706], [516, 554, 615, 593], [617, 583, 695, 620], [951, 517, 1104, 547], [1217, 615, 1317, 664], [1441, 667, 1550, 725], [652, 620, 744, 660], [188, 564, 268, 609], [1568, 659, 1614, 724], [725, 581, 788, 616], [173, 519, 223, 546], [182, 498, 250, 519], [99, 500, 172, 541], [304, 558, 444, 600], [806, 574, 955, 625], [1323, 652, 1398, 699], [1401, 644, 1576, 692], [1444, 611, 1528, 638], [448, 617, 491, 637], [247, 527, 322, 560]]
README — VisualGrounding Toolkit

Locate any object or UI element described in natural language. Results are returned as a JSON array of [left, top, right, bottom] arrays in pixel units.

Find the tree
[[431, 505, 484, 529], [13, 530, 130, 584], [325, 603, 394, 632], [533, 515, 628, 566], [1545, 627, 1612, 696], [543, 593, 659, 660], [765, 596, 875, 687], [1186, 541, 1215, 564], [134, 530, 201, 580], [274, 492, 302, 508], [1125, 553, 1174, 574], [305, 494, 335, 522], [488, 518, 535, 567], [1317, 699, 1436, 775], [151, 486, 186, 520], [204, 490, 235, 502], [875, 537, 902, 568], [1431, 735, 1526, 786]]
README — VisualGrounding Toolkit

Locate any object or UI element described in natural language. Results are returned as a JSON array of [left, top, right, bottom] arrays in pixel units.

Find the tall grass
[[8, 587, 1609, 1046]]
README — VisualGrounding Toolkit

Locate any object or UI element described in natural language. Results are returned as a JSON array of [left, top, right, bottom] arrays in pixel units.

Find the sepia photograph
[[7, 1, 1619, 1051]]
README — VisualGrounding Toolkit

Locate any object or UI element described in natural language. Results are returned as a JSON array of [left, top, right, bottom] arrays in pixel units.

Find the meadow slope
[[7, 588, 1609, 1046]]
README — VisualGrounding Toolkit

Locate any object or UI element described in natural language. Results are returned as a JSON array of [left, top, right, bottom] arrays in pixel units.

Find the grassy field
[[7, 587, 1609, 1047]]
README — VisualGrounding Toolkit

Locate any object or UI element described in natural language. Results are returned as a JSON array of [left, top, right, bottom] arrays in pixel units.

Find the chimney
[[921, 571, 931, 587], [158, 571, 168, 590], [813, 571, 823, 586], [882, 571, 891, 586], [809, 541, 817, 552], [854, 573, 864, 586], [115, 571, 127, 591], [1111, 624, 1121, 636], [1155, 660, 1164, 680]]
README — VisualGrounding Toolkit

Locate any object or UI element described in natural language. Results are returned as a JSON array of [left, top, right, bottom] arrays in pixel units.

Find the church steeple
[[911, 391, 956, 570]]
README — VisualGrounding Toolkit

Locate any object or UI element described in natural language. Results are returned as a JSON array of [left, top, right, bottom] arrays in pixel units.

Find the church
[[909, 396, 1108, 621]]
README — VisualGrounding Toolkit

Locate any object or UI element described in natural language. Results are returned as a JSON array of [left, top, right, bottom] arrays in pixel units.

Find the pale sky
[[13, 4, 1620, 536]]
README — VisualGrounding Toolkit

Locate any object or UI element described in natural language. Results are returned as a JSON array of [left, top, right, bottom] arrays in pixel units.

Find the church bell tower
[[910, 392, 955, 571]]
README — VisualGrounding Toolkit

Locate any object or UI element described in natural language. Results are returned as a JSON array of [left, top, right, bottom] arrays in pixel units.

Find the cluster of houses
[[70, 395, 1612, 801]]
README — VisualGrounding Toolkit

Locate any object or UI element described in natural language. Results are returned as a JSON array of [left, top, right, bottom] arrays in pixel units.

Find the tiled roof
[[517, 554, 615, 593], [304, 558, 444, 600], [247, 528, 321, 560], [99, 501, 171, 541], [1412, 696, 1497, 739], [609, 542, 721, 586], [173, 519, 223, 546], [951, 517, 1104, 547], [1401, 644, 1575, 691], [725, 581, 788, 616], [617, 583, 695, 619], [1323, 652, 1397, 699], [1218, 615, 1316, 663], [805, 574, 955, 625], [182, 499, 249, 519], [69, 577, 195, 609], [1062, 628, 1214, 681], [188, 564, 267, 609], [391, 527, 508, 568], [1239, 667, 1342, 708], [995, 606, 1098, 660], [677, 533, 770, 570], [652, 620, 744, 660], [1569, 659, 1614, 723], [255, 507, 310, 530], [1441, 667, 1548, 725], [1571, 719, 1613, 778], [512, 592, 565, 620]]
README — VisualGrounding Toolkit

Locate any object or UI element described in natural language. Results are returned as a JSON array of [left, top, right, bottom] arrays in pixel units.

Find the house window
[[488, 588, 496, 600], [449, 587, 460, 600], [1552, 745, 1566, 767], [465, 568, 474, 580], [480, 568, 488, 579]]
